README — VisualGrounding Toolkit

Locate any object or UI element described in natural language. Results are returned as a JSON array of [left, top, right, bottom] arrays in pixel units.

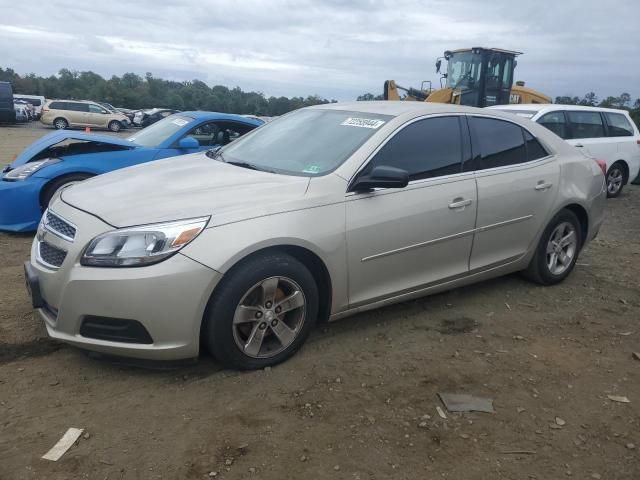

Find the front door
[[87, 104, 109, 128], [346, 116, 477, 306], [467, 115, 560, 271]]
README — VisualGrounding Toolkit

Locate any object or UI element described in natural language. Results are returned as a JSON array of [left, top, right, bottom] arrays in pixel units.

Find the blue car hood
[[11, 130, 138, 167]]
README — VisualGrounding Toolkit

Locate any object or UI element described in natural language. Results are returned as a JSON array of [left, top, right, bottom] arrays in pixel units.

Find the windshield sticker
[[303, 165, 321, 174], [172, 118, 189, 126], [340, 117, 386, 129]]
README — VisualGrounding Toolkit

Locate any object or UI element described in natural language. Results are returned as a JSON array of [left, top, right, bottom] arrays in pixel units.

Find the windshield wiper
[[225, 161, 262, 171]]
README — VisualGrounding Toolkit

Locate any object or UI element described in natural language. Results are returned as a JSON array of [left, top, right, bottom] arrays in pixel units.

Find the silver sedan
[[26, 102, 606, 369]]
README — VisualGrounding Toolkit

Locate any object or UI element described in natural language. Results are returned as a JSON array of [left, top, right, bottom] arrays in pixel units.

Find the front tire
[[203, 252, 319, 370], [524, 209, 582, 285], [606, 162, 627, 198], [108, 120, 122, 132]]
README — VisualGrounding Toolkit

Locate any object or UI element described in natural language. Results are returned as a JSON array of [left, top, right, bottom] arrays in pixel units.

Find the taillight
[[594, 159, 607, 176], [42, 106, 49, 112]]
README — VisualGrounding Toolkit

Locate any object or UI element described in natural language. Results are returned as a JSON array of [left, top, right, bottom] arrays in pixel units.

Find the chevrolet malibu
[[25, 102, 607, 370]]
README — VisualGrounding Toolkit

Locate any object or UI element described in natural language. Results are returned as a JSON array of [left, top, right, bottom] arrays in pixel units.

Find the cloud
[[0, 0, 638, 101]]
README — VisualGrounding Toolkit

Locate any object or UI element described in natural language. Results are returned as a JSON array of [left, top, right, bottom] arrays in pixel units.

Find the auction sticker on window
[[340, 117, 386, 129]]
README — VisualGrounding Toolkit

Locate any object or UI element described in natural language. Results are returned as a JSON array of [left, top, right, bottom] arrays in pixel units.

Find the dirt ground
[[0, 124, 639, 480]]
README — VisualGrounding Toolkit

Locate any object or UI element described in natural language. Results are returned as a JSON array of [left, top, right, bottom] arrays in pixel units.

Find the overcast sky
[[0, 0, 638, 102]]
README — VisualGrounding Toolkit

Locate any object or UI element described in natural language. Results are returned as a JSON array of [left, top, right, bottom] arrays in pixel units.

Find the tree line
[[0, 67, 337, 116]]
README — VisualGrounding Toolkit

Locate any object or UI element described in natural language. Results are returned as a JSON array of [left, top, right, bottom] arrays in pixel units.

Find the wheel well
[[563, 204, 589, 247], [39, 173, 94, 209], [212, 245, 333, 325]]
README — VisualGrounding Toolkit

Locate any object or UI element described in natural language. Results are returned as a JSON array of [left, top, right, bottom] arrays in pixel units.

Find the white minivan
[[13, 94, 46, 119], [489, 104, 640, 197]]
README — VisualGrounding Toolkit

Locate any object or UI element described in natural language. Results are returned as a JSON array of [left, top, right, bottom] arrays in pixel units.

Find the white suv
[[489, 104, 640, 197]]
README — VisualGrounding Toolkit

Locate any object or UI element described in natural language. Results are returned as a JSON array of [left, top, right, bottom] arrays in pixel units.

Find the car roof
[[311, 101, 494, 117], [489, 104, 632, 115], [174, 111, 264, 125]]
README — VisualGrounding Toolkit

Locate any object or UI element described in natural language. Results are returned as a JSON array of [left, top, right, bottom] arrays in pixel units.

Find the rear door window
[[537, 111, 569, 139], [49, 101, 64, 110], [468, 117, 527, 170], [363, 116, 463, 181], [88, 104, 105, 113], [604, 112, 634, 137], [567, 111, 605, 139]]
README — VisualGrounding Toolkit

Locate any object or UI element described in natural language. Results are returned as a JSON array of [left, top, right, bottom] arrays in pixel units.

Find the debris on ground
[[500, 450, 536, 455], [436, 406, 447, 419], [555, 417, 567, 426], [438, 393, 495, 413], [607, 395, 630, 403], [42, 427, 84, 461], [633, 352, 640, 361]]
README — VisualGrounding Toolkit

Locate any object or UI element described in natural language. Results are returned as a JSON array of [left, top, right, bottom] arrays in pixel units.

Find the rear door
[[564, 110, 612, 161], [346, 115, 477, 306], [67, 102, 90, 127], [468, 115, 560, 271]]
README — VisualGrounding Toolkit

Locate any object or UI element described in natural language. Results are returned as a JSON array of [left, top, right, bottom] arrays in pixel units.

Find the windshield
[[446, 52, 483, 90], [127, 115, 193, 147], [222, 109, 392, 176]]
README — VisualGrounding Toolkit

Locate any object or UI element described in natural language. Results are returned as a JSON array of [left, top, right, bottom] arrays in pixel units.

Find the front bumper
[[28, 200, 222, 361], [0, 176, 47, 232]]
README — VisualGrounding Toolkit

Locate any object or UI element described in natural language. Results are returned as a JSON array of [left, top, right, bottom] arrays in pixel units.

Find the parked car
[[0, 112, 261, 232], [0, 81, 16, 124], [489, 104, 640, 198], [40, 100, 130, 132], [13, 94, 46, 119], [14, 102, 30, 122], [23, 102, 606, 369], [115, 107, 136, 123], [133, 108, 180, 127], [14, 99, 34, 120]]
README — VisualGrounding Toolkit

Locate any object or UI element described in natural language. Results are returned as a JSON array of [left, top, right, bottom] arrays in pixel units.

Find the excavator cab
[[441, 47, 518, 107]]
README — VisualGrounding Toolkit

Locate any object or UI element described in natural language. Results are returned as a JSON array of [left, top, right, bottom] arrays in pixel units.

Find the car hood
[[11, 130, 137, 167], [61, 153, 311, 228]]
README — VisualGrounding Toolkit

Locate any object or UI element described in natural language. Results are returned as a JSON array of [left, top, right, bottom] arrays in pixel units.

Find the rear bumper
[[0, 177, 46, 232]]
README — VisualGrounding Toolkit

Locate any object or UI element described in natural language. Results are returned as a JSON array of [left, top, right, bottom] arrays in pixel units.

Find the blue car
[[0, 111, 262, 232]]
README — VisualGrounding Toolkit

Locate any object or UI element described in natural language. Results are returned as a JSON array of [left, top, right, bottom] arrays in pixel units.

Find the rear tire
[[203, 252, 319, 370], [41, 174, 93, 209], [524, 209, 582, 285], [108, 120, 122, 132], [53, 118, 68, 130], [606, 161, 627, 198]]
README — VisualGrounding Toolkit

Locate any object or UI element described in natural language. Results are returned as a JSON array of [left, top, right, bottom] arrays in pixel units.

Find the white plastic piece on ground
[[438, 393, 495, 413], [436, 406, 447, 419], [607, 395, 630, 404], [42, 428, 84, 461]]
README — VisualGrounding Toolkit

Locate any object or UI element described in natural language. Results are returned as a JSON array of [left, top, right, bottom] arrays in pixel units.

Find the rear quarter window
[[604, 112, 635, 137]]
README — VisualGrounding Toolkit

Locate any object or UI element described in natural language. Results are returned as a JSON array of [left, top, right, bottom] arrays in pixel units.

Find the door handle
[[535, 181, 553, 191], [448, 198, 472, 209], [574, 144, 584, 148]]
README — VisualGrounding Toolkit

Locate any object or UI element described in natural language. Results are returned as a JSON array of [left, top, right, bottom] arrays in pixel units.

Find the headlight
[[81, 217, 210, 267], [4, 159, 60, 181]]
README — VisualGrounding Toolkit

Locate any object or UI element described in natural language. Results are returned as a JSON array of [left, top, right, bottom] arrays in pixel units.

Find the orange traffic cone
[[85, 127, 91, 133]]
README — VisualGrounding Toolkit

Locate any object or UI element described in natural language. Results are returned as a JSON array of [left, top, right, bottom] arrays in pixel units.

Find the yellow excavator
[[384, 47, 551, 107]]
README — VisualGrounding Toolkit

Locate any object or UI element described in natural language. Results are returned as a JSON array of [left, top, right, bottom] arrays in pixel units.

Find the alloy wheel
[[232, 276, 306, 358], [607, 167, 624, 196], [546, 222, 578, 275]]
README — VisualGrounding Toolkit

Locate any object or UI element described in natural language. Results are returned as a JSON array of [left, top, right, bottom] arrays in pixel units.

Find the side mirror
[[101, 110, 109, 114], [178, 137, 199, 149], [435, 59, 442, 73], [350, 165, 409, 192]]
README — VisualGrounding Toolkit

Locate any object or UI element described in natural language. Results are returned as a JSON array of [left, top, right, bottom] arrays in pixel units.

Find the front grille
[[38, 242, 67, 268], [46, 211, 76, 240]]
